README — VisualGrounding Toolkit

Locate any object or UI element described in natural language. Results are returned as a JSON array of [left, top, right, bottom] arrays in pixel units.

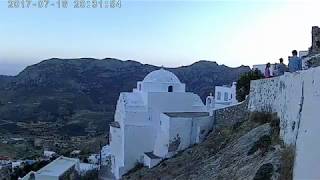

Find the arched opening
[[168, 85, 173, 92]]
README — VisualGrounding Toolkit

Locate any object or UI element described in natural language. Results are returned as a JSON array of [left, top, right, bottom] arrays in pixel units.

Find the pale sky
[[1, 0, 320, 75]]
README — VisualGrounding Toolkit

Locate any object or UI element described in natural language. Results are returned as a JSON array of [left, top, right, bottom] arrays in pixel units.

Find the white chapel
[[109, 69, 214, 179]]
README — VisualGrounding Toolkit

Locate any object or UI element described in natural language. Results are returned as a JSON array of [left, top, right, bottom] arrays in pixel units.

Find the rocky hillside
[[124, 101, 288, 180], [0, 58, 250, 136]]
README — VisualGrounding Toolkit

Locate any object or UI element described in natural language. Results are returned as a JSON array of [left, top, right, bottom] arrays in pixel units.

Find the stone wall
[[310, 26, 320, 54], [213, 99, 249, 129], [248, 66, 320, 180]]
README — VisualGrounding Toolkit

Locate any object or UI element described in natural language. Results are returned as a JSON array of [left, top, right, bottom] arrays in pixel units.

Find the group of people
[[264, 50, 303, 78]]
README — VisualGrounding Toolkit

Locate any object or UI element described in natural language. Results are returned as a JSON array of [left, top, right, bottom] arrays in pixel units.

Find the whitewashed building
[[88, 145, 111, 165], [20, 156, 80, 180], [109, 69, 214, 179], [213, 82, 238, 109], [43, 150, 57, 159]]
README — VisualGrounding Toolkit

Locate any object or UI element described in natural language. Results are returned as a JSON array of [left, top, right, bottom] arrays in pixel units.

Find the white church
[[108, 69, 238, 179]]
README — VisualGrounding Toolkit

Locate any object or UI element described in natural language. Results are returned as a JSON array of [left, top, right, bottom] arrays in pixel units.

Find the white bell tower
[[206, 93, 215, 115]]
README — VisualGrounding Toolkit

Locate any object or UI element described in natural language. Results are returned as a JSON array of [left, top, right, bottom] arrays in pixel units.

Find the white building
[[212, 82, 238, 109], [43, 150, 57, 159], [20, 156, 80, 180], [109, 69, 214, 179], [88, 145, 111, 165]]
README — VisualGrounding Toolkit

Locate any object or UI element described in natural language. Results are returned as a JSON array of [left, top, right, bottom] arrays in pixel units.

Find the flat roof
[[36, 156, 78, 177], [110, 121, 120, 128], [163, 112, 210, 118], [144, 152, 161, 159]]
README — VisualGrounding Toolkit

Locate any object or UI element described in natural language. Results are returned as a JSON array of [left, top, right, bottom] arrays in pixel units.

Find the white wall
[[110, 126, 124, 179], [141, 82, 186, 93], [215, 86, 232, 103], [153, 114, 170, 157], [248, 66, 320, 180], [154, 114, 213, 158], [214, 83, 237, 106], [123, 125, 155, 175]]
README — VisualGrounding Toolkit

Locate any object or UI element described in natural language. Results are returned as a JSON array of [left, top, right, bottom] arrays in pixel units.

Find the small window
[[168, 86, 173, 92], [217, 92, 221, 100], [224, 92, 228, 101], [138, 84, 141, 91]]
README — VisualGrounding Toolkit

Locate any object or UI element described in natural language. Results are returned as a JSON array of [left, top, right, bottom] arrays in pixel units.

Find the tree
[[236, 69, 264, 102]]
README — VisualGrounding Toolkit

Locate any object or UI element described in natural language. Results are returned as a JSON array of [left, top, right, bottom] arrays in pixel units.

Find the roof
[[79, 163, 98, 173], [163, 112, 210, 118], [144, 152, 161, 159], [110, 121, 120, 128], [36, 156, 79, 177], [143, 68, 181, 83]]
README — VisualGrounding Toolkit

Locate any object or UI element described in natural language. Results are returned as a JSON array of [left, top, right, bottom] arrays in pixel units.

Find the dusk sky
[[1, 0, 320, 75]]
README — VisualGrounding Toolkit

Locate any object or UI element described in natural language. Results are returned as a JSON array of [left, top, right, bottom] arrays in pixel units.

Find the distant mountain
[[0, 58, 250, 136]]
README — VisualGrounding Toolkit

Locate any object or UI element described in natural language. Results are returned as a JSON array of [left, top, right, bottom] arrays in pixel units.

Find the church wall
[[123, 125, 155, 175], [248, 66, 320, 180], [154, 114, 170, 157], [141, 82, 185, 93], [148, 93, 206, 113], [154, 115, 213, 158], [110, 126, 124, 179], [168, 117, 193, 154], [124, 111, 150, 126]]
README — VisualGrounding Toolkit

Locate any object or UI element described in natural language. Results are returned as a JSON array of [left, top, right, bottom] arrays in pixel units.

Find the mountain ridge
[[0, 58, 250, 136]]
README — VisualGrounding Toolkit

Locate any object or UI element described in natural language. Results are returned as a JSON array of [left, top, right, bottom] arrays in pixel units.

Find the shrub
[[249, 112, 277, 125], [253, 163, 274, 180], [236, 69, 264, 102], [80, 169, 99, 180], [249, 111, 281, 145]]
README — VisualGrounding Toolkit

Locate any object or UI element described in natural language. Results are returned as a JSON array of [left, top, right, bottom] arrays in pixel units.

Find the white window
[[217, 92, 221, 100], [224, 92, 228, 101]]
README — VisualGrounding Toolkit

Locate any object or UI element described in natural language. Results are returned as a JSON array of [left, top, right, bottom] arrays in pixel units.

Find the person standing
[[264, 63, 271, 78], [288, 50, 302, 72], [277, 58, 287, 76]]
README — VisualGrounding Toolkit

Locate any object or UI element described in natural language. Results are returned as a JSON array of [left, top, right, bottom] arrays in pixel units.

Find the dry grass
[[249, 111, 281, 144], [280, 145, 295, 180]]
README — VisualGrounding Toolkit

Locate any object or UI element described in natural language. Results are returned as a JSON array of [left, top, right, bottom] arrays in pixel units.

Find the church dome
[[143, 69, 181, 83]]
